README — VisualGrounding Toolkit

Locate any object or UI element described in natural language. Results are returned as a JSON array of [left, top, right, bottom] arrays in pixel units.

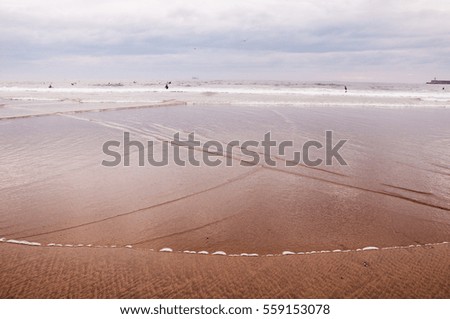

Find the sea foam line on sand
[[2, 239, 41, 246], [0, 237, 449, 257]]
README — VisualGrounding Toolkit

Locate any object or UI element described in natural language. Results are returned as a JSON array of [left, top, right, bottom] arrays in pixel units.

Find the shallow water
[[0, 82, 449, 254]]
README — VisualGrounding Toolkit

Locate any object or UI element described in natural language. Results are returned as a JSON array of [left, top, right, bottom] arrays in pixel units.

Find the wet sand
[[1, 86, 450, 298], [0, 243, 449, 298]]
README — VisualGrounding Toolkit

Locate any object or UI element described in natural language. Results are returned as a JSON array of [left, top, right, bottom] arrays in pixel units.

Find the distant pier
[[426, 79, 450, 85]]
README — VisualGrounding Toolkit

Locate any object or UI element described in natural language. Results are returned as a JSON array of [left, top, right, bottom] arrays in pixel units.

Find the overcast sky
[[1, 0, 450, 82]]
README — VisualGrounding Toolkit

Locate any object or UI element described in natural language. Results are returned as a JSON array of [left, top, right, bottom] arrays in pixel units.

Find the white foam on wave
[[82, 99, 161, 104], [362, 246, 379, 251], [420, 97, 450, 102], [0, 86, 162, 94], [2, 83, 449, 110], [6, 239, 41, 246], [1, 236, 449, 258], [11, 97, 62, 102]]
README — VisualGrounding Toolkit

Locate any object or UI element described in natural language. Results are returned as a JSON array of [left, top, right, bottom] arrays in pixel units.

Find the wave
[[1, 85, 449, 100], [0, 100, 186, 121]]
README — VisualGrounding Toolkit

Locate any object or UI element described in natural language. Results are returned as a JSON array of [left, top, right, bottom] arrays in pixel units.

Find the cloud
[[1, 0, 450, 81]]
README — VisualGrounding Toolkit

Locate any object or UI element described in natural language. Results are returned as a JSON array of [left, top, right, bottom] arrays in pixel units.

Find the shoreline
[[1, 237, 449, 258]]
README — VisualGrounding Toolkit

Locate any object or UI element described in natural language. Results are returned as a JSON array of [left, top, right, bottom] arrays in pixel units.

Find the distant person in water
[[165, 81, 171, 89], [345, 86, 347, 93], [48, 84, 53, 88]]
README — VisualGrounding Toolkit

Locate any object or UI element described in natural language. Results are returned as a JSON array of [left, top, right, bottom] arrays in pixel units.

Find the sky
[[1, 0, 450, 82]]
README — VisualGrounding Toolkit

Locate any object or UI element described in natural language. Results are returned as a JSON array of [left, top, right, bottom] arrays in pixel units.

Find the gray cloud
[[1, 0, 450, 82]]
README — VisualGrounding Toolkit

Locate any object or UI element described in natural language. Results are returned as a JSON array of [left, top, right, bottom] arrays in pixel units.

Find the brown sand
[[0, 243, 449, 298], [1, 101, 450, 298]]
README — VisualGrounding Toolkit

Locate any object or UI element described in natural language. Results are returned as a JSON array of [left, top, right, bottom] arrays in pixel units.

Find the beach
[[0, 81, 449, 298], [1, 243, 449, 298]]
